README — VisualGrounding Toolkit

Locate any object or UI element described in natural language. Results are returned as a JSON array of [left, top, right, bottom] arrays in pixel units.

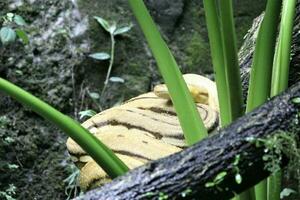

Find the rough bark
[[239, 0, 300, 99], [76, 2, 300, 199]]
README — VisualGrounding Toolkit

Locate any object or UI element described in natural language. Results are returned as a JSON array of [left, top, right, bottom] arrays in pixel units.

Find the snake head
[[153, 74, 219, 112]]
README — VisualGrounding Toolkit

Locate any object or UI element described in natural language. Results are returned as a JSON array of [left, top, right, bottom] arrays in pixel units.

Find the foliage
[[280, 188, 297, 199], [205, 171, 227, 191], [0, 184, 17, 200], [63, 164, 82, 200], [0, 13, 28, 44], [80, 16, 133, 116], [246, 131, 300, 174], [91, 16, 132, 99]]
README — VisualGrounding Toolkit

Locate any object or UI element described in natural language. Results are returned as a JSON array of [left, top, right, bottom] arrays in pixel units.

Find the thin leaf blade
[[94, 16, 110, 32], [114, 24, 133, 35], [89, 52, 110, 60]]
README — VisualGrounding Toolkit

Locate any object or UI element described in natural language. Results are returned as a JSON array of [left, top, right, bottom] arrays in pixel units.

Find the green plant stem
[[203, 0, 231, 126], [0, 77, 129, 178], [271, 0, 296, 95], [128, 0, 207, 145], [246, 0, 282, 111], [218, 1, 252, 199], [267, 171, 282, 200], [218, 0, 244, 121], [243, 1, 282, 200], [101, 33, 115, 100], [269, 1, 297, 199]]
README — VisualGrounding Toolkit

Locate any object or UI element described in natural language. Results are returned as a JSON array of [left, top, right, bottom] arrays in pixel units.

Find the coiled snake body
[[66, 74, 219, 190]]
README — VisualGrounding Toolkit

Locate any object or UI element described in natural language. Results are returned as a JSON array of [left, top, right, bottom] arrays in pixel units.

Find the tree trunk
[[76, 2, 300, 199]]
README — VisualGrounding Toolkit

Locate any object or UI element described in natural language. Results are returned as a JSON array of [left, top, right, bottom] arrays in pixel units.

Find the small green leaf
[[280, 188, 296, 199], [89, 52, 110, 60], [7, 164, 19, 169], [205, 182, 215, 188], [214, 171, 227, 183], [15, 70, 23, 75], [89, 92, 100, 99], [94, 16, 110, 32], [292, 97, 300, 104], [0, 27, 16, 44], [109, 77, 125, 83], [14, 15, 27, 26], [235, 174, 242, 184], [114, 24, 133, 35], [78, 110, 97, 120], [6, 13, 14, 21], [181, 188, 192, 197], [15, 29, 29, 44], [233, 155, 240, 166]]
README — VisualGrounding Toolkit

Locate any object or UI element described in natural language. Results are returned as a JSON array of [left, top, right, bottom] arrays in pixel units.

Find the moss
[[184, 33, 211, 73]]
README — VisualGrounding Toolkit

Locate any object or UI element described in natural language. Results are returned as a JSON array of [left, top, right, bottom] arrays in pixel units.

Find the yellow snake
[[66, 74, 219, 191]]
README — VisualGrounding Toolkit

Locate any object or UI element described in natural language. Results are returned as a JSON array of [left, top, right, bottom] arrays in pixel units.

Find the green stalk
[[269, 0, 297, 199], [246, 0, 282, 111], [203, 2, 237, 199], [128, 0, 208, 145], [243, 1, 282, 200], [203, 0, 231, 126], [0, 77, 129, 178], [218, 0, 244, 120], [271, 0, 296, 95], [101, 32, 116, 100], [218, 1, 253, 199]]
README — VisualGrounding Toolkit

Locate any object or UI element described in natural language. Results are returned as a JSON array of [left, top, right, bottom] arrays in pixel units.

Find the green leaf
[[14, 15, 27, 26], [79, 110, 97, 120], [114, 24, 133, 35], [89, 52, 110, 60], [205, 182, 215, 188], [109, 77, 125, 83], [233, 155, 240, 166], [280, 188, 296, 199], [292, 97, 300, 104], [214, 171, 227, 183], [94, 16, 110, 32], [235, 173, 242, 184], [15, 29, 29, 44], [7, 164, 19, 169], [88, 92, 100, 99], [0, 27, 16, 44], [6, 13, 14, 22]]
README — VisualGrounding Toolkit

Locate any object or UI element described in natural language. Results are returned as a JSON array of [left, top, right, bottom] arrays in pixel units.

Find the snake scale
[[66, 74, 220, 191]]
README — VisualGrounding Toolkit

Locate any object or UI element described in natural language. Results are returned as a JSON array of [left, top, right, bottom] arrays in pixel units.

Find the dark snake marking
[[94, 120, 185, 140]]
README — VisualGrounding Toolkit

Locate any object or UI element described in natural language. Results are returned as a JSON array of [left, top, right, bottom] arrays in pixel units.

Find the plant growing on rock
[[0, 13, 28, 45], [80, 17, 133, 118], [89, 16, 132, 101]]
